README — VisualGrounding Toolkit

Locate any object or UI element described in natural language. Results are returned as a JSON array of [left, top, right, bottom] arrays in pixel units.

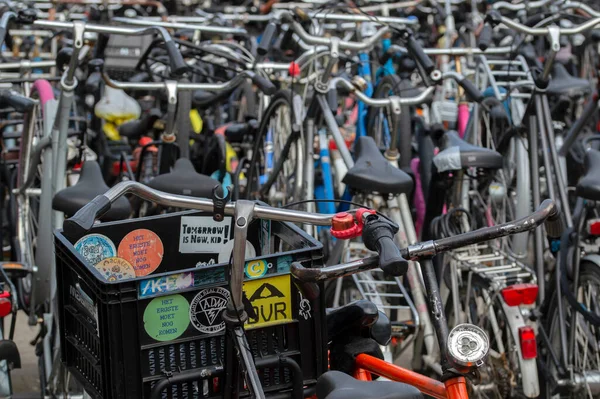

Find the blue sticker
[[138, 267, 226, 299], [75, 234, 116, 266], [277, 255, 293, 274]]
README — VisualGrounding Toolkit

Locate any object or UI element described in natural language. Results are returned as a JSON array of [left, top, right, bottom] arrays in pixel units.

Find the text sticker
[[75, 234, 116, 266], [143, 294, 190, 342], [94, 257, 136, 282], [118, 229, 164, 276], [243, 274, 292, 329], [189, 287, 230, 334], [179, 216, 232, 253]]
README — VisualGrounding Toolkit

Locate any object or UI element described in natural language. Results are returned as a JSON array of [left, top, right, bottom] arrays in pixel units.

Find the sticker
[[94, 257, 136, 282], [179, 216, 232, 253], [276, 255, 293, 274], [243, 274, 292, 329], [299, 292, 312, 320], [245, 259, 268, 279], [75, 234, 116, 266], [118, 229, 164, 276], [139, 272, 194, 298], [217, 240, 256, 264], [189, 287, 230, 334], [143, 294, 190, 341]]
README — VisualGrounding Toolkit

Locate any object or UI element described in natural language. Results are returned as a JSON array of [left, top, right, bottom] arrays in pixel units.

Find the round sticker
[[75, 234, 116, 266], [143, 294, 190, 341], [94, 257, 136, 282], [217, 240, 256, 264], [118, 229, 164, 276], [189, 287, 230, 334], [245, 259, 268, 279]]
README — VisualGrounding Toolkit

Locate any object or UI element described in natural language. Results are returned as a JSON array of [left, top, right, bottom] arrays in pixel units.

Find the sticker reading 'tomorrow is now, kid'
[[143, 294, 190, 341], [118, 229, 164, 277]]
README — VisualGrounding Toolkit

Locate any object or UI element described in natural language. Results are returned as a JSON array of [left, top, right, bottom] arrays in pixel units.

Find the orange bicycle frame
[[353, 354, 469, 399]]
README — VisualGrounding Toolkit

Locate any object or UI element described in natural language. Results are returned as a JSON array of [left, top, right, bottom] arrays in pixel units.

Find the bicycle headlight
[[446, 323, 489, 372]]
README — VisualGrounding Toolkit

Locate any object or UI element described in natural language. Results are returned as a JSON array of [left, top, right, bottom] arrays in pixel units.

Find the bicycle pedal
[[0, 261, 33, 279]]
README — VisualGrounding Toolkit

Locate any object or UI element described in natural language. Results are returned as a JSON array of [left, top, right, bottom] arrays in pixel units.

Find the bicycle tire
[[366, 75, 413, 170], [245, 90, 301, 204]]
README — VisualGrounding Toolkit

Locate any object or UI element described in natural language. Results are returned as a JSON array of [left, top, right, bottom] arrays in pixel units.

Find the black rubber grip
[[257, 22, 277, 57], [63, 195, 111, 238], [362, 216, 409, 277], [405, 35, 434, 74], [478, 24, 493, 51], [252, 74, 277, 95], [165, 41, 189, 76], [545, 207, 563, 239], [0, 91, 36, 113], [458, 77, 484, 103]]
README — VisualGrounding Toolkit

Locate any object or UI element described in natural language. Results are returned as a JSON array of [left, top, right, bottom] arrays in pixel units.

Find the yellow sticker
[[189, 109, 203, 134], [243, 274, 292, 329]]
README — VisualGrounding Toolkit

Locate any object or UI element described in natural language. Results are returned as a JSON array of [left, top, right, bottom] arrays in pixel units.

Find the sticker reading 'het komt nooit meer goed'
[[143, 294, 190, 341], [118, 229, 164, 277]]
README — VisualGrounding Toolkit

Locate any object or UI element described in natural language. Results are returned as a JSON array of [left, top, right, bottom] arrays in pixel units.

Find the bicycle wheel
[[544, 262, 600, 398], [246, 90, 303, 205], [366, 75, 413, 170]]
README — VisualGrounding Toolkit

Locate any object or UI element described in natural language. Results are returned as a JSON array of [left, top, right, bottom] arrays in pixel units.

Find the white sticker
[[299, 292, 312, 320], [189, 287, 230, 334], [179, 216, 233, 253]]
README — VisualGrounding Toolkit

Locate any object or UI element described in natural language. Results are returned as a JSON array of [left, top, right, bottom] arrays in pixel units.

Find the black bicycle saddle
[[146, 158, 220, 198], [576, 148, 600, 201], [547, 63, 592, 98], [433, 131, 503, 172], [317, 371, 423, 399], [53, 161, 131, 221], [343, 136, 414, 195]]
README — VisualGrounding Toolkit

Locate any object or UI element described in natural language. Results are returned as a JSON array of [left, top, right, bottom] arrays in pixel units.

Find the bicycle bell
[[446, 323, 490, 373]]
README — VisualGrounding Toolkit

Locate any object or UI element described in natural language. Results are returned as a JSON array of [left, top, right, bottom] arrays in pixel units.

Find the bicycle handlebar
[[63, 181, 409, 277], [491, 0, 553, 11], [33, 20, 189, 75], [291, 199, 560, 283], [102, 70, 276, 95], [486, 10, 600, 36], [0, 11, 16, 48], [331, 77, 435, 106]]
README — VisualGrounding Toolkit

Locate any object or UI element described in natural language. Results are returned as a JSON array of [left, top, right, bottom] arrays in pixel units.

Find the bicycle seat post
[[221, 199, 266, 399]]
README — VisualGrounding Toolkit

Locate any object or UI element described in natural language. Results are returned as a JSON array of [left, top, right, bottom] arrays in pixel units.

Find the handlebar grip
[[405, 34, 434, 74], [257, 22, 277, 57], [252, 74, 277, 95], [362, 215, 409, 277], [165, 41, 189, 76], [0, 91, 36, 113], [279, 25, 296, 52], [458, 77, 484, 103], [63, 195, 111, 237], [544, 206, 563, 239], [478, 24, 493, 51]]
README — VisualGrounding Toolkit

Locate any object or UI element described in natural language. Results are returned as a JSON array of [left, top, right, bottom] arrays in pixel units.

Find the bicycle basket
[[54, 209, 326, 399]]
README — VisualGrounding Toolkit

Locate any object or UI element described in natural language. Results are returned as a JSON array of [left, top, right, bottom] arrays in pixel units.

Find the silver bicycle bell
[[446, 323, 490, 372]]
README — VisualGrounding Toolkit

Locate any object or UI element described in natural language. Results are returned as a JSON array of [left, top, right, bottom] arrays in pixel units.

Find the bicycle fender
[[500, 302, 540, 398]]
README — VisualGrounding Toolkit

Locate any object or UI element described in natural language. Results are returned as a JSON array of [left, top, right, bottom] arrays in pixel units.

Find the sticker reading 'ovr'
[[179, 216, 232, 253], [243, 275, 292, 329], [189, 287, 231, 334], [143, 294, 190, 341], [75, 234, 116, 266]]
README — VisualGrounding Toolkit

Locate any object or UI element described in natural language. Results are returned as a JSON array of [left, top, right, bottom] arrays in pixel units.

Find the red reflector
[[0, 293, 12, 318], [501, 284, 538, 306], [588, 219, 600, 236], [519, 326, 537, 359]]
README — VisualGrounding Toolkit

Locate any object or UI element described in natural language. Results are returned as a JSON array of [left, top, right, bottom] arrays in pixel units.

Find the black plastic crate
[[54, 210, 326, 399]]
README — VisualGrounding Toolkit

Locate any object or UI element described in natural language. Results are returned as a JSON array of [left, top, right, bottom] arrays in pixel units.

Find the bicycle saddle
[[576, 149, 600, 201], [343, 136, 414, 195], [118, 109, 162, 139], [317, 371, 423, 399], [547, 63, 591, 98], [326, 300, 391, 345], [53, 161, 131, 221], [146, 158, 220, 198], [433, 131, 503, 172]]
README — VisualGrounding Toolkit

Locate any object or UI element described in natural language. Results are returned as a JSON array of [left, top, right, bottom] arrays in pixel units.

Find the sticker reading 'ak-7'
[[243, 274, 293, 329]]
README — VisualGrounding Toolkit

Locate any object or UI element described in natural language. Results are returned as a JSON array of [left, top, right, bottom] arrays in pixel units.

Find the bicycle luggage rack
[[54, 209, 326, 399]]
